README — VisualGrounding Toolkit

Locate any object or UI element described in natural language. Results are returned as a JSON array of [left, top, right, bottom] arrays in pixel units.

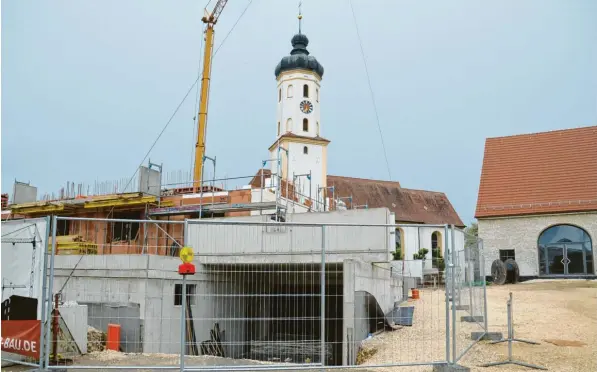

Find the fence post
[[180, 274, 187, 372], [180, 219, 189, 372], [38, 215, 51, 369], [320, 225, 326, 368], [444, 224, 450, 364], [450, 224, 457, 365], [480, 239, 488, 333], [468, 240, 474, 318], [44, 215, 58, 368]]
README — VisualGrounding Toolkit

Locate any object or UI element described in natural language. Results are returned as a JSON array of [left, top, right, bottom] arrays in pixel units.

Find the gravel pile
[[87, 326, 107, 353]]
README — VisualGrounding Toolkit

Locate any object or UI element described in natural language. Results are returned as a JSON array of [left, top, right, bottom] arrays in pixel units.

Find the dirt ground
[[459, 279, 597, 372], [359, 279, 597, 371], [3, 279, 596, 371]]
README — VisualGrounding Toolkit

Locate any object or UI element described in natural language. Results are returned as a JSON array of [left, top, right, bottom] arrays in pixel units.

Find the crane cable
[[190, 0, 254, 178], [348, 0, 393, 180], [61, 1, 255, 297], [111, 0, 254, 214]]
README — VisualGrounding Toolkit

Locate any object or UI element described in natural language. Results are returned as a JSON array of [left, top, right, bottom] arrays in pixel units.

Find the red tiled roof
[[475, 126, 597, 218], [249, 169, 272, 188], [327, 175, 464, 227], [248, 170, 464, 226]]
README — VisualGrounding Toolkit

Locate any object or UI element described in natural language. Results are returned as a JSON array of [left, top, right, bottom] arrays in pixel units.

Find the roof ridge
[[327, 175, 401, 185], [487, 125, 597, 140], [401, 187, 446, 195]]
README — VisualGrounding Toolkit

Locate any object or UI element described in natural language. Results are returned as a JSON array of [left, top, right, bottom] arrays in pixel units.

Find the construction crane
[[193, 0, 228, 192]]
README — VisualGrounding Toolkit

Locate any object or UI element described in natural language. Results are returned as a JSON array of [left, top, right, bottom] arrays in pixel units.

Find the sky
[[2, 0, 596, 224]]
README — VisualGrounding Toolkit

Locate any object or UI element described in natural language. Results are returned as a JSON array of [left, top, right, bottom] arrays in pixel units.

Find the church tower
[[269, 13, 329, 210]]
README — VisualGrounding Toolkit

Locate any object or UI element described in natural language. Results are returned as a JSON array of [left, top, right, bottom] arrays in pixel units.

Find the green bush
[[413, 248, 429, 260]]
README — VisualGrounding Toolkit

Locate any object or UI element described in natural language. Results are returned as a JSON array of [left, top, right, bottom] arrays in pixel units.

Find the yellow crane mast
[[193, 0, 228, 192]]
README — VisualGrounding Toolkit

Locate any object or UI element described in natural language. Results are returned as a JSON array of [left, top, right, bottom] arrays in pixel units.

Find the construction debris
[[356, 345, 378, 365], [246, 334, 332, 364], [87, 326, 107, 353]]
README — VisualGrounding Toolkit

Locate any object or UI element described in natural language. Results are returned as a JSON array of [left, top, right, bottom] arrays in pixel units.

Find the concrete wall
[[478, 212, 597, 277], [51, 255, 247, 356], [187, 208, 394, 265], [342, 259, 402, 365]]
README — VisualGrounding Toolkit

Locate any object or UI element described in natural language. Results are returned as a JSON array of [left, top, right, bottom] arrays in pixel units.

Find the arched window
[[538, 224, 593, 276], [316, 88, 319, 102], [316, 121, 320, 136], [303, 146, 308, 154], [303, 118, 309, 132], [278, 88, 281, 102], [277, 121, 280, 136], [287, 85, 293, 98], [286, 118, 292, 132], [394, 228, 405, 260], [303, 84, 309, 98], [431, 231, 443, 269]]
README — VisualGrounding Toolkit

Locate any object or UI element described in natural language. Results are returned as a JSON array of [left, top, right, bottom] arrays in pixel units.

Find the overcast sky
[[2, 0, 596, 224]]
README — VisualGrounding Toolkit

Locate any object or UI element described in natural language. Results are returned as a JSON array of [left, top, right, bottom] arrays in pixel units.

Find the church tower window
[[316, 88, 319, 102], [287, 85, 293, 98], [278, 88, 281, 102], [303, 146, 308, 154], [277, 122, 280, 135], [303, 118, 309, 132], [303, 84, 309, 98], [316, 121, 320, 136], [286, 118, 292, 132]]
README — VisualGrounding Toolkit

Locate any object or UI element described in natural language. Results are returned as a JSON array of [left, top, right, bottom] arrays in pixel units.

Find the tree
[[465, 222, 479, 248]]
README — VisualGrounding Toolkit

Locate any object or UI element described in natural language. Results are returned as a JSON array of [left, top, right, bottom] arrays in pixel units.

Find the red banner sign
[[1, 320, 41, 359]]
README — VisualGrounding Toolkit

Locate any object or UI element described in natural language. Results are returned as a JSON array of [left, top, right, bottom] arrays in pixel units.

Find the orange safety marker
[[411, 288, 420, 300], [106, 324, 121, 351]]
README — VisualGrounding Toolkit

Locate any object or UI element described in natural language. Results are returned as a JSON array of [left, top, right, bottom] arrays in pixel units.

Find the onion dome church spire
[[269, 4, 330, 212], [274, 4, 324, 79]]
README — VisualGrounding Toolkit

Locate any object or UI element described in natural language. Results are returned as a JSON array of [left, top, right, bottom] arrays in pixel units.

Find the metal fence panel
[[451, 227, 487, 364], [1, 217, 50, 370], [40, 217, 487, 370], [45, 217, 186, 369]]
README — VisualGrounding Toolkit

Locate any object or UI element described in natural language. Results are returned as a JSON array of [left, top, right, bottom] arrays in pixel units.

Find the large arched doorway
[[538, 224, 593, 276]]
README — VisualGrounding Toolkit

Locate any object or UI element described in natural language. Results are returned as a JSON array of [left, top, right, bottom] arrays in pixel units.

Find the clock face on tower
[[300, 100, 313, 114]]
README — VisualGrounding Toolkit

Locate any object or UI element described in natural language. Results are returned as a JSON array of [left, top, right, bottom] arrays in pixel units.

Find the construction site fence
[[16, 216, 489, 371]]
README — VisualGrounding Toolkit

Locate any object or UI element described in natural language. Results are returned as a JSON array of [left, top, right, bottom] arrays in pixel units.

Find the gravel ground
[[359, 279, 597, 371], [4, 280, 595, 371]]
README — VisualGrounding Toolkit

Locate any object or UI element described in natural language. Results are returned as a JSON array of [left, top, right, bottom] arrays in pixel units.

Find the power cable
[[348, 0, 393, 180], [213, 0, 253, 57]]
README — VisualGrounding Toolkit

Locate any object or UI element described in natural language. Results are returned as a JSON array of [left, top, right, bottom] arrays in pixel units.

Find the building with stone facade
[[475, 126, 597, 278]]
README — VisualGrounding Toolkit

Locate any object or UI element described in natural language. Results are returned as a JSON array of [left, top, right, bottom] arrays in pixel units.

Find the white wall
[[187, 208, 394, 264], [249, 185, 310, 216], [479, 212, 597, 277], [269, 143, 325, 212], [394, 226, 466, 279], [277, 71, 321, 139]]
